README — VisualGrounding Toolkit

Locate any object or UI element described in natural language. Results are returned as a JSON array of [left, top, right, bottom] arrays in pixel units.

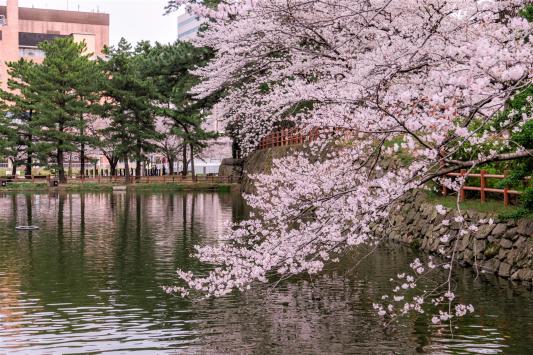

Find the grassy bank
[[128, 182, 235, 192], [425, 191, 532, 220], [0, 181, 238, 193], [0, 182, 49, 192]]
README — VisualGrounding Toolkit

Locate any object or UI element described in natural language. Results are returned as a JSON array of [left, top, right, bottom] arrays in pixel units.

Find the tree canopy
[[166, 0, 533, 326], [0, 36, 218, 182]]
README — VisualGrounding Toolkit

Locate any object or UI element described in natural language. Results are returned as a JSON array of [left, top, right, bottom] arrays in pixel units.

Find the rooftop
[[0, 6, 109, 26]]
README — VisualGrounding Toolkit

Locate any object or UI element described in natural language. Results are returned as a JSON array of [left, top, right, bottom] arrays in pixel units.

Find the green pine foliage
[[29, 37, 101, 183], [0, 59, 39, 176], [99, 38, 160, 180], [0, 35, 219, 183], [137, 41, 219, 176]]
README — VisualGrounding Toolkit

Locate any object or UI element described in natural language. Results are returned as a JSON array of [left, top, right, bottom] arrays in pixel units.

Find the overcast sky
[[10, 0, 182, 46]]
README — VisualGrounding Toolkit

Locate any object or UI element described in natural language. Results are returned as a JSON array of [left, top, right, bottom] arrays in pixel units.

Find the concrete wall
[[19, 20, 108, 55], [0, 0, 20, 90]]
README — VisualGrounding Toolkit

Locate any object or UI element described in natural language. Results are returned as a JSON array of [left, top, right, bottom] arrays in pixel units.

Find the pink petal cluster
[[167, 0, 532, 323]]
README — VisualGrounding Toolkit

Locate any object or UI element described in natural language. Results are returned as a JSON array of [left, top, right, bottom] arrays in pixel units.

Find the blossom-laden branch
[[165, 0, 533, 326]]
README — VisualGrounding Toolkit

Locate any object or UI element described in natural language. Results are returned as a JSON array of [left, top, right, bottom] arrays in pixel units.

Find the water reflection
[[0, 191, 238, 353], [0, 192, 531, 354]]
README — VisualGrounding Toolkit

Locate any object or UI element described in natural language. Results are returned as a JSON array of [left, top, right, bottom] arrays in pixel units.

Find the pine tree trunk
[[80, 115, 85, 178], [124, 155, 130, 184], [168, 157, 174, 175], [68, 152, 73, 178], [135, 159, 142, 181], [25, 110, 33, 178], [182, 143, 188, 177], [57, 148, 66, 184], [10, 158, 17, 177], [124, 156, 130, 184], [110, 159, 117, 176], [135, 140, 142, 181], [25, 155, 32, 177], [80, 141, 85, 178], [190, 143, 195, 181], [57, 122, 66, 183]]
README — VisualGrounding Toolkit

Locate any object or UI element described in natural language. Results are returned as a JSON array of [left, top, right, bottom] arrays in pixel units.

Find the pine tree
[[0, 59, 39, 176], [29, 37, 100, 183], [138, 41, 218, 177], [76, 61, 102, 178], [100, 38, 159, 181], [0, 99, 15, 173]]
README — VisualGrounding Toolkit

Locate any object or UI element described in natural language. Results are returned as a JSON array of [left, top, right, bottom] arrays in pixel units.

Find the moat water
[[0, 191, 531, 354]]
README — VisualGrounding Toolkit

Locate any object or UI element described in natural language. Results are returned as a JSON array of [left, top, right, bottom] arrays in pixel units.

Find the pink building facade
[[0, 0, 109, 91]]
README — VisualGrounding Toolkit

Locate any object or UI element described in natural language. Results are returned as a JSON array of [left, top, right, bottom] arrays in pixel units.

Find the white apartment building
[[177, 12, 203, 41]]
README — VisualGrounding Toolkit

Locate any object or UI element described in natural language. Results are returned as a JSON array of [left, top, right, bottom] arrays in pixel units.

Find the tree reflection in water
[[0, 192, 530, 354]]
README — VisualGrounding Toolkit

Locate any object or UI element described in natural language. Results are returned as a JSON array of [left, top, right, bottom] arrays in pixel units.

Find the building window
[[19, 47, 45, 58], [178, 26, 199, 40], [178, 16, 200, 27]]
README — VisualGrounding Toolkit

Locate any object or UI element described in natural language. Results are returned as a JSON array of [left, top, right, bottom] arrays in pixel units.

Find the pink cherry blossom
[[167, 0, 532, 326]]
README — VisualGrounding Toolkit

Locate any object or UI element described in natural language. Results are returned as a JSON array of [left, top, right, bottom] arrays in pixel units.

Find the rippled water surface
[[0, 191, 532, 354]]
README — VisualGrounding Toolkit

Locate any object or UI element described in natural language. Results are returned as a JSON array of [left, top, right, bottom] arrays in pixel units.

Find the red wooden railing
[[258, 129, 528, 207], [257, 127, 357, 150], [442, 169, 529, 207], [258, 127, 319, 149]]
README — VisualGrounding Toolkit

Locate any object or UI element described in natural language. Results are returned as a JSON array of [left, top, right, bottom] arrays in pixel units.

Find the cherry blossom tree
[[154, 116, 184, 175], [166, 0, 533, 324]]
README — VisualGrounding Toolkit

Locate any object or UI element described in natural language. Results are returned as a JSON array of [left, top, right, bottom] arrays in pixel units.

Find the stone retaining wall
[[376, 190, 533, 285], [240, 146, 297, 194], [218, 158, 244, 182]]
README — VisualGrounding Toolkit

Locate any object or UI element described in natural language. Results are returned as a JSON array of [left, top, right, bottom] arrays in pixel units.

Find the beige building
[[0, 0, 109, 173], [0, 0, 109, 90]]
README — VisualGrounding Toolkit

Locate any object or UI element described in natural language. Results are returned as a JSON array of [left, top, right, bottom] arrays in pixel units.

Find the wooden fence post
[[504, 170, 509, 207], [287, 128, 292, 145], [480, 170, 486, 203], [460, 169, 466, 202]]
